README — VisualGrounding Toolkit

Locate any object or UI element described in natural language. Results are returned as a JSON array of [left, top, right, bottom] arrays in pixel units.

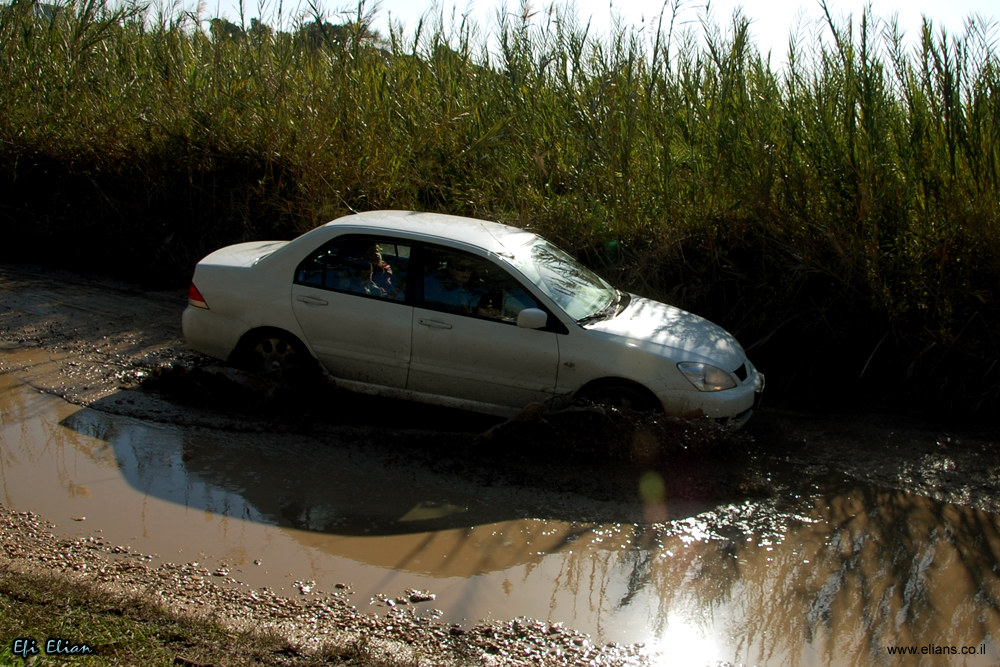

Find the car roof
[[321, 210, 538, 253]]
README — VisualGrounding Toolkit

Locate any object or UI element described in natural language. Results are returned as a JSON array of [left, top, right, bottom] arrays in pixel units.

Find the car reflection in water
[[59, 406, 667, 572]]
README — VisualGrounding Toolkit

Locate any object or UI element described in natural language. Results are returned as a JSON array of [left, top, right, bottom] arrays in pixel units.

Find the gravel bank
[[0, 505, 648, 666]]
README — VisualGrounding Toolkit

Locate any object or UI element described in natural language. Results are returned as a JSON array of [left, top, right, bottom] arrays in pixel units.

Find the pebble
[[0, 503, 647, 666]]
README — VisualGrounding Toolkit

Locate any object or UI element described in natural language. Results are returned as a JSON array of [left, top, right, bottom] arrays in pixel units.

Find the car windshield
[[505, 238, 617, 321]]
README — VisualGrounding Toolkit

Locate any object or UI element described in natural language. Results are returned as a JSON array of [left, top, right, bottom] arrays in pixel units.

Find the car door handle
[[418, 318, 452, 329], [296, 295, 329, 306]]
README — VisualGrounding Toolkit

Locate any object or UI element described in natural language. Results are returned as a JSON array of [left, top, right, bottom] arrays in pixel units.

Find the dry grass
[[0, 566, 352, 666]]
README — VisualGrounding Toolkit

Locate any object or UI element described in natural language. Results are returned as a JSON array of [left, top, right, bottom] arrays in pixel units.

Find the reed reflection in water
[[634, 482, 1000, 665]]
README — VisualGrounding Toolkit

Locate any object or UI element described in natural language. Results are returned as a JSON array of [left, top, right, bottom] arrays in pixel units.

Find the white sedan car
[[182, 211, 764, 424]]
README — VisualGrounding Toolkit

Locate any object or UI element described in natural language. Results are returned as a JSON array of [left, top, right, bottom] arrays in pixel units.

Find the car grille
[[734, 363, 748, 382]]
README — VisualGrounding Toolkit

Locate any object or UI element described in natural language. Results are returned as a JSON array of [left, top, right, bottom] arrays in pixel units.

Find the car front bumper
[[654, 366, 764, 424]]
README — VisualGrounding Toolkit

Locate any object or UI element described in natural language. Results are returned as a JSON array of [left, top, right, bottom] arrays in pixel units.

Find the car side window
[[422, 248, 540, 322], [295, 237, 409, 302]]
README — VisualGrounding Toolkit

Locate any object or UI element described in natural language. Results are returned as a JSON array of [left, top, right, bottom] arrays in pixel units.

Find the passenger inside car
[[423, 254, 485, 313], [346, 259, 384, 297], [365, 244, 395, 295], [423, 250, 538, 321]]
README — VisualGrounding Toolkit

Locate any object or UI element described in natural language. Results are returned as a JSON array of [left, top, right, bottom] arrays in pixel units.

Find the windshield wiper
[[577, 290, 624, 326], [613, 290, 631, 315]]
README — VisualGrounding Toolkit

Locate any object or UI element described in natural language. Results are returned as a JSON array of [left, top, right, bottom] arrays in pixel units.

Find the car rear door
[[290, 236, 413, 388], [407, 245, 560, 408]]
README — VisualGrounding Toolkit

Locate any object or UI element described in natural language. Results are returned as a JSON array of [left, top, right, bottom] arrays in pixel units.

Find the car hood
[[200, 241, 289, 268], [585, 295, 747, 371]]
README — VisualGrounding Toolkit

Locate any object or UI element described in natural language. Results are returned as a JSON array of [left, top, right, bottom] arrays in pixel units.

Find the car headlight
[[677, 362, 738, 391]]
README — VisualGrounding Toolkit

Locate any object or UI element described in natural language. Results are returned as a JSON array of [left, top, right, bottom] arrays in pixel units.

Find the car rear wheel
[[234, 330, 308, 374], [577, 382, 661, 412]]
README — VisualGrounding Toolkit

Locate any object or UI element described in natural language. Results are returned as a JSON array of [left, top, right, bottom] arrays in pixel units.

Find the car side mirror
[[517, 308, 548, 329]]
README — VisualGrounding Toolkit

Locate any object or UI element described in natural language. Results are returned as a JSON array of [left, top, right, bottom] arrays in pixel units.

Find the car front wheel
[[577, 381, 661, 412]]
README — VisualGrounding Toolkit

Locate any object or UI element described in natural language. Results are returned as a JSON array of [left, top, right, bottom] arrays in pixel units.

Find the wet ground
[[2, 262, 1000, 666]]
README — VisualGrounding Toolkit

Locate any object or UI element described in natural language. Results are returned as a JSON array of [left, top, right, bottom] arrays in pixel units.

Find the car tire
[[234, 330, 308, 374], [577, 382, 660, 412]]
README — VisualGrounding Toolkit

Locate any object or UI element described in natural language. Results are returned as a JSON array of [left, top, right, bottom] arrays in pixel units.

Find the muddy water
[[2, 356, 999, 665]]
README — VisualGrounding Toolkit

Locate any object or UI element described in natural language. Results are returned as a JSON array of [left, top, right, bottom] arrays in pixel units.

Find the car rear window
[[295, 236, 410, 302]]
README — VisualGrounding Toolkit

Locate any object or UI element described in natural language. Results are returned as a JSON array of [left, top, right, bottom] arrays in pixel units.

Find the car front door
[[407, 245, 561, 409], [291, 236, 413, 388]]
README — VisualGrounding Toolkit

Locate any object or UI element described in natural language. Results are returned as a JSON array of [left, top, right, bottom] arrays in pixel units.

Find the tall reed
[[1, 0, 997, 412]]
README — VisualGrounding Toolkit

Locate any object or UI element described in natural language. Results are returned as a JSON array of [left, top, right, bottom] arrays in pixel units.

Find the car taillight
[[188, 283, 209, 309]]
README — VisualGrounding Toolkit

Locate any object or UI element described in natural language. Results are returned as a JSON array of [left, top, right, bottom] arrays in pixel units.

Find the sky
[[209, 0, 998, 61]]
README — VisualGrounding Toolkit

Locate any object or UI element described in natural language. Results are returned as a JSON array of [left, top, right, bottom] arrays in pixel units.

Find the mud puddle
[[2, 351, 999, 665]]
